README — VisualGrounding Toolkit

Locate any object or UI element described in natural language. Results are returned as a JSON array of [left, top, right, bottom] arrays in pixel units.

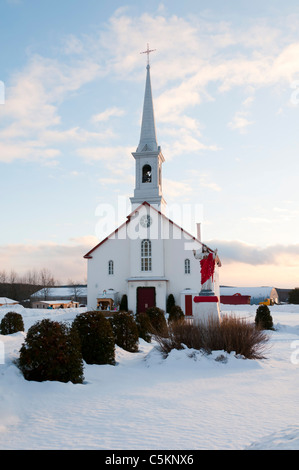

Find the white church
[[84, 51, 221, 321]]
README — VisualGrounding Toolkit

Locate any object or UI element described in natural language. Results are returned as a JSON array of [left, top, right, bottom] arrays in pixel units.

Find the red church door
[[137, 287, 155, 313], [185, 295, 193, 316]]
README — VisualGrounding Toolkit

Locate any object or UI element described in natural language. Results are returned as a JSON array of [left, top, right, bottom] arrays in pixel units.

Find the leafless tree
[[39, 268, 56, 300], [68, 280, 85, 303]]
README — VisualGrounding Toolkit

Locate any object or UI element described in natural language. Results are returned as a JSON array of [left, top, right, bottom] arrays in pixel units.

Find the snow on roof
[[31, 286, 87, 298], [220, 286, 278, 299], [0, 297, 19, 305], [36, 300, 79, 305]]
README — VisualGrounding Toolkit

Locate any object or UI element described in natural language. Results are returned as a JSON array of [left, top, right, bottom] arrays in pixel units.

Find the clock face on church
[[140, 215, 152, 227]]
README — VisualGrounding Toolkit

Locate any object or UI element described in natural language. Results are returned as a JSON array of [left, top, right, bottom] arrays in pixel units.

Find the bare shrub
[[218, 315, 269, 359], [154, 315, 269, 360]]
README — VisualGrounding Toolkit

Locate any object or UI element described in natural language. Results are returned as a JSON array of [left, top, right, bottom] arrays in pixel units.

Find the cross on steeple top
[[140, 43, 156, 66]]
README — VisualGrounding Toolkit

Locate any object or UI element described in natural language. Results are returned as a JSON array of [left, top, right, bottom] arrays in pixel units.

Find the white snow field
[[0, 303, 299, 450]]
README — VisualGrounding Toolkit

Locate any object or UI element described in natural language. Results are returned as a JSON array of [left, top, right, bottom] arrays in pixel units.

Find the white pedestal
[[193, 296, 221, 324]]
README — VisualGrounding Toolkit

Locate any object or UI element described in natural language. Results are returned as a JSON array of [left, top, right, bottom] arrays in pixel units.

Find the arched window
[[141, 239, 152, 271], [184, 258, 190, 274], [108, 260, 114, 275], [142, 164, 152, 183]]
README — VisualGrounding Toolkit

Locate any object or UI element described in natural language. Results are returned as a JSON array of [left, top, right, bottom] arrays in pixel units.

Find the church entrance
[[137, 287, 155, 313]]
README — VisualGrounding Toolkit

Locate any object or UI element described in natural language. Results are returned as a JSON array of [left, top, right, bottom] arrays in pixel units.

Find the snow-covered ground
[[0, 303, 299, 450]]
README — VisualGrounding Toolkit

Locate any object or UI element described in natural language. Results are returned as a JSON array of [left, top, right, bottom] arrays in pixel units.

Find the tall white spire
[[130, 49, 166, 213], [136, 64, 158, 153]]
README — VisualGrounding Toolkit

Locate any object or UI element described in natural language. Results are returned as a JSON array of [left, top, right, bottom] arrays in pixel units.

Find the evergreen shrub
[[166, 294, 175, 313], [73, 311, 115, 365], [18, 319, 84, 383], [0, 312, 24, 335], [110, 311, 139, 352], [119, 294, 128, 311], [145, 306, 167, 335], [255, 305, 274, 330], [136, 312, 152, 343], [168, 305, 184, 323]]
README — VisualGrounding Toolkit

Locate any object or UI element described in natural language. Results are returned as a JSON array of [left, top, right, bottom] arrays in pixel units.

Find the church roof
[[83, 201, 215, 259]]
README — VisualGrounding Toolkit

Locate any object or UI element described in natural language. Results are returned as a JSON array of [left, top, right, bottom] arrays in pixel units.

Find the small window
[[108, 260, 114, 275], [141, 239, 152, 271], [142, 164, 152, 183], [185, 258, 190, 274]]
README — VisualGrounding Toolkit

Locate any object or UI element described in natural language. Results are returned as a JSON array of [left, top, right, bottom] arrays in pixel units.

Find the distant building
[[220, 286, 279, 305], [275, 288, 292, 303], [32, 300, 80, 309], [0, 297, 19, 307], [31, 285, 87, 306]]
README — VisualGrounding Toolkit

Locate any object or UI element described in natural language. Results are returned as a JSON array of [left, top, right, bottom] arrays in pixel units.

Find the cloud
[[2, 8, 299, 168], [76, 145, 134, 172], [208, 239, 299, 267], [184, 170, 222, 194], [163, 178, 193, 200], [0, 237, 99, 283], [92, 9, 299, 156], [0, 55, 101, 163], [1, 236, 298, 286], [228, 111, 254, 133], [242, 96, 255, 107], [199, 174, 222, 192], [91, 107, 125, 123]]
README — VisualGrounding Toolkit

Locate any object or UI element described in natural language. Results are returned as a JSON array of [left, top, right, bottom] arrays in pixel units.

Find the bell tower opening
[[142, 164, 152, 183]]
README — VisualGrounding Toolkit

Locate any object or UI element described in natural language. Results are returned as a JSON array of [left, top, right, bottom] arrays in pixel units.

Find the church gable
[[84, 201, 208, 260]]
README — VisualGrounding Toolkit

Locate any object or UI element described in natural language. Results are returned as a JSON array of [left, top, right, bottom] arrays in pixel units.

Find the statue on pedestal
[[193, 246, 218, 295]]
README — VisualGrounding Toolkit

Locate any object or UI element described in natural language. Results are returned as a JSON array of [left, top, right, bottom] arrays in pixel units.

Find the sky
[[0, 0, 299, 288]]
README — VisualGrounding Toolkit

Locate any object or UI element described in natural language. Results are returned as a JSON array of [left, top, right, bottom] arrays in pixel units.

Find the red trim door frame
[[137, 287, 156, 314], [185, 295, 193, 316]]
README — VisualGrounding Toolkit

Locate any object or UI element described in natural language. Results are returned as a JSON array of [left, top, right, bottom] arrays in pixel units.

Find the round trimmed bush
[[0, 312, 24, 335], [110, 311, 139, 352], [18, 319, 84, 383], [168, 305, 184, 323], [255, 305, 273, 330], [73, 311, 115, 365]]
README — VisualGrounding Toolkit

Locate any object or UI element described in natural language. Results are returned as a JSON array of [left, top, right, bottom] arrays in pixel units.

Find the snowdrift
[[0, 304, 299, 450]]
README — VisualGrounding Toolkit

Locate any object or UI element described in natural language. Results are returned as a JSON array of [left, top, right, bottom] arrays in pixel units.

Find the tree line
[[289, 288, 299, 304], [0, 268, 57, 305]]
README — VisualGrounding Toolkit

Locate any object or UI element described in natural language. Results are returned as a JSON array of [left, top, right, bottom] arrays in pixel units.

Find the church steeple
[[136, 64, 158, 153], [130, 47, 166, 213]]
